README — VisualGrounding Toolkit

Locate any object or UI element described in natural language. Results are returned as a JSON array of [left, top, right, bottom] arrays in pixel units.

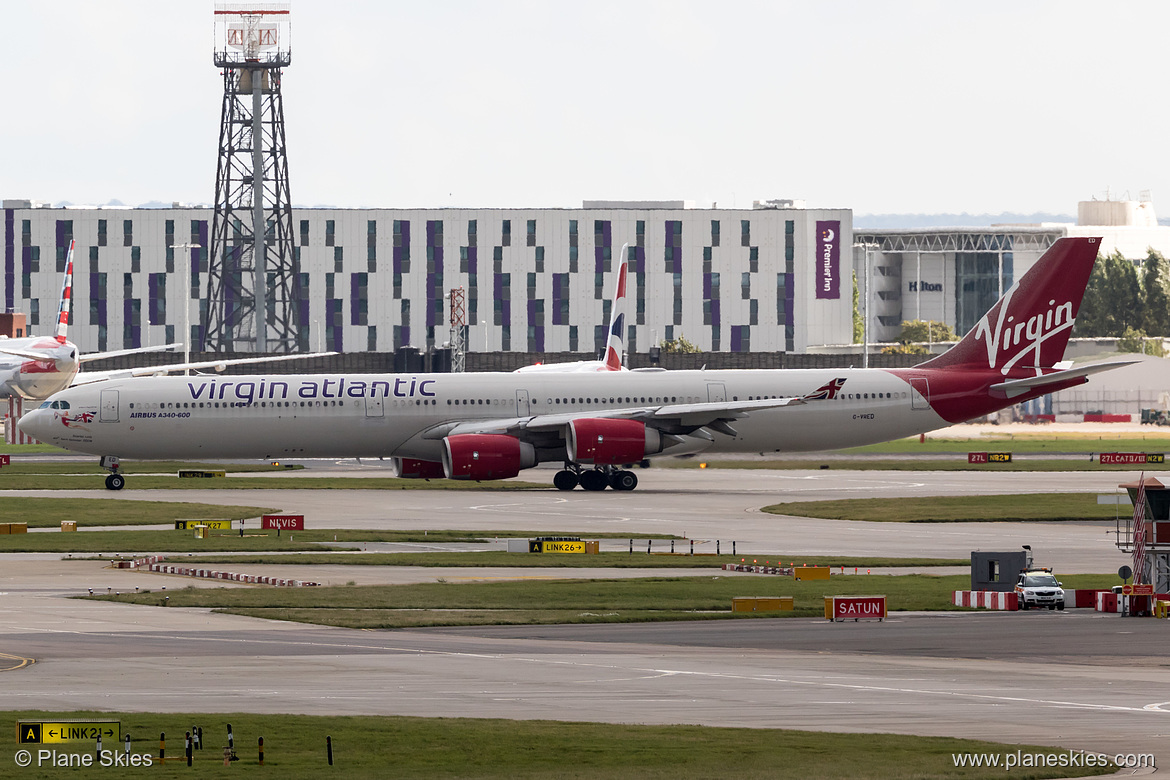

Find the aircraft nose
[[17, 409, 51, 442]]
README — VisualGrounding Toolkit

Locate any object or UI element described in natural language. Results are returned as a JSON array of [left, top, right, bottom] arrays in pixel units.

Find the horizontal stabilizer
[[78, 343, 182, 364], [989, 361, 1136, 398], [0, 345, 62, 361], [72, 352, 338, 386]]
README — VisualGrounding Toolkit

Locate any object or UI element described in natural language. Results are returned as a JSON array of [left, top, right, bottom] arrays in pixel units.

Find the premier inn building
[[2, 200, 854, 358]]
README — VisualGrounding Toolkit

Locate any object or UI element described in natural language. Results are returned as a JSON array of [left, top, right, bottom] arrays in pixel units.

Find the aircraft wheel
[[611, 470, 638, 491], [553, 470, 579, 491], [105, 473, 125, 491], [579, 470, 609, 491]]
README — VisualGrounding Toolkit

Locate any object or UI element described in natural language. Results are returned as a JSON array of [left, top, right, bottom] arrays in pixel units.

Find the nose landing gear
[[100, 455, 124, 491]]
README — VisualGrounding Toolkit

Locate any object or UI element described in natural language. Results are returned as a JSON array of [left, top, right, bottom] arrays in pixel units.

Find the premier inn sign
[[815, 220, 840, 300]]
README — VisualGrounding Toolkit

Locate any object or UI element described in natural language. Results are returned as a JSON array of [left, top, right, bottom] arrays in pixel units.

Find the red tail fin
[[919, 237, 1100, 374]]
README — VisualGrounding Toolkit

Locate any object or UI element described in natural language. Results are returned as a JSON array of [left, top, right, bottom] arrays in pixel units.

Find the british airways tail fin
[[54, 239, 75, 344], [920, 237, 1100, 374], [602, 243, 629, 371]]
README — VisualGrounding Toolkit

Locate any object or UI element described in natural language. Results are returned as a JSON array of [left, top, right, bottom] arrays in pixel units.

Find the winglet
[[55, 239, 75, 344]]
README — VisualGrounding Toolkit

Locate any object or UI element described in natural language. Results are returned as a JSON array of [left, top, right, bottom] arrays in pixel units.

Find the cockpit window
[[38, 401, 51, 409]]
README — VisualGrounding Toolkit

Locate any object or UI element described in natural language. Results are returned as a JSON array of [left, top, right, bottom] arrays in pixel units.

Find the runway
[[4, 602, 1169, 760], [1, 464, 1165, 765]]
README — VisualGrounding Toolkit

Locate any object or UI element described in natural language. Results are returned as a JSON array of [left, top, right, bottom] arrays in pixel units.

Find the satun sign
[[826, 595, 886, 622], [262, 514, 304, 531]]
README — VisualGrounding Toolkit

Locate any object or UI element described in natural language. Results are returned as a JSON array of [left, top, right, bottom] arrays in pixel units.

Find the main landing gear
[[100, 455, 124, 491], [554, 465, 638, 492]]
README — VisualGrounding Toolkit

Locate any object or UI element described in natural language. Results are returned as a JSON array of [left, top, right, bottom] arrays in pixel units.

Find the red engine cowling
[[442, 434, 536, 481], [390, 458, 446, 480], [566, 418, 662, 465]]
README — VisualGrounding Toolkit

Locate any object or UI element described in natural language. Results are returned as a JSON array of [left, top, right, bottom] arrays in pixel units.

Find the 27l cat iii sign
[[1100, 453, 1164, 465]]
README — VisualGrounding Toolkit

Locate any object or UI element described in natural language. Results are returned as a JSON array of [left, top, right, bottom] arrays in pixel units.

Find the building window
[[501, 220, 511, 247], [300, 220, 309, 246], [711, 220, 720, 247], [326, 220, 335, 247], [527, 219, 536, 247], [123, 220, 133, 247]]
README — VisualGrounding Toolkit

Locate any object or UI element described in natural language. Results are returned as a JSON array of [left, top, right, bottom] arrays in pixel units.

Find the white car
[[1015, 570, 1065, 611]]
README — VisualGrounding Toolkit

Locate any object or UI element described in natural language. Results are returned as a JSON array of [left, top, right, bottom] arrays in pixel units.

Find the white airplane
[[0, 239, 334, 402], [514, 243, 629, 373], [22, 237, 1128, 492]]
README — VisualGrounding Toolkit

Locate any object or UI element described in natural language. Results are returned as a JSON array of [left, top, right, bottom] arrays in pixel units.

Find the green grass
[[0, 460, 304, 475], [0, 710, 1111, 779], [0, 528, 331, 553], [186, 551, 966, 569], [0, 529, 692, 554], [0, 498, 279, 528], [94, 574, 1120, 629], [764, 493, 1126, 523], [846, 433, 1170, 454]]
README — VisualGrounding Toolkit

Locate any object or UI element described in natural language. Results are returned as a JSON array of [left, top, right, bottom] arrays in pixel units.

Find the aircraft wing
[[70, 352, 338, 386], [78, 343, 182, 363], [989, 361, 1136, 398], [424, 395, 807, 442]]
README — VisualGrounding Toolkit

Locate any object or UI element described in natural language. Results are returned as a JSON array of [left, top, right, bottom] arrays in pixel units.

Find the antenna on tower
[[203, 2, 301, 353]]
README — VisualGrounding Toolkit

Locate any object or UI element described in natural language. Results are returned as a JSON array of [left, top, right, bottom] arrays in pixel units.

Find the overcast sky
[[2, 1, 1164, 216]]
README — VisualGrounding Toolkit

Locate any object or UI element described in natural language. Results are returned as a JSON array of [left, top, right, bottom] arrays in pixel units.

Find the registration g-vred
[[21, 238, 1129, 491]]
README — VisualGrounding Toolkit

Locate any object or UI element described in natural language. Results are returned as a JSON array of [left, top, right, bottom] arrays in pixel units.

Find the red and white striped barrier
[[5, 397, 39, 445], [126, 556, 319, 587], [953, 591, 1018, 610]]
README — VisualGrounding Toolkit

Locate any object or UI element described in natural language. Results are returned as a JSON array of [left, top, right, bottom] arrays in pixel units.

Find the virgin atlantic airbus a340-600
[[21, 237, 1128, 491]]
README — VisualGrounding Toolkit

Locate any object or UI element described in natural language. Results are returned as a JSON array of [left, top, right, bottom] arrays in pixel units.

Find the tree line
[[1075, 249, 1170, 342]]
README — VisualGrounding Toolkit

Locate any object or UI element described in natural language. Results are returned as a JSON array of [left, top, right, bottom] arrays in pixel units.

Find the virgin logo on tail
[[919, 237, 1099, 374], [972, 289, 1076, 375]]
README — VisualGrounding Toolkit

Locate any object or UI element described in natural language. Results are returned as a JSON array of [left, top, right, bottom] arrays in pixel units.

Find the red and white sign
[[262, 514, 304, 530], [967, 452, 988, 463], [831, 595, 886, 621], [1122, 584, 1155, 596], [0, 454, 9, 466]]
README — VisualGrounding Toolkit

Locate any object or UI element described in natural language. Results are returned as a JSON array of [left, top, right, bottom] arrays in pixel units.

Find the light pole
[[172, 243, 201, 374]]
